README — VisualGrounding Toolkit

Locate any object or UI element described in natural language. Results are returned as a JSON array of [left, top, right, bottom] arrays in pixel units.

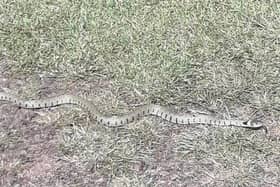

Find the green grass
[[0, 0, 280, 186]]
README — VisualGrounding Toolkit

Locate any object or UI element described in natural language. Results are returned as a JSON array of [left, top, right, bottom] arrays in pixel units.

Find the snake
[[0, 92, 266, 131]]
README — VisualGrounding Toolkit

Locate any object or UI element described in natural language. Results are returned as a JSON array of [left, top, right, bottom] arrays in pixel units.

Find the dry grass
[[0, 0, 280, 186]]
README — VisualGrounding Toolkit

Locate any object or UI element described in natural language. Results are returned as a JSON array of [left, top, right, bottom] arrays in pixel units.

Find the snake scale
[[0, 92, 266, 131]]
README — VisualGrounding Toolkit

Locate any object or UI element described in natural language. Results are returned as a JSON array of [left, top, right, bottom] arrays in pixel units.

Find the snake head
[[245, 119, 268, 133]]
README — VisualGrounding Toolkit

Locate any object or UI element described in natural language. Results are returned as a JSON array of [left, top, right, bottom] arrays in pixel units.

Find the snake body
[[0, 92, 265, 130]]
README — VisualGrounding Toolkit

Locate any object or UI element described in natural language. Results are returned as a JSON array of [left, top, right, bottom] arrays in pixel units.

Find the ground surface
[[0, 0, 280, 186]]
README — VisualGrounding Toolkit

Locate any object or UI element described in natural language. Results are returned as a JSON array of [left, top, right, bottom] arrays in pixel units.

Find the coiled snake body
[[0, 92, 265, 130]]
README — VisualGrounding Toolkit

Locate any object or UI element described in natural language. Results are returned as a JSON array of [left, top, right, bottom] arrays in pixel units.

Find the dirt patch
[[0, 104, 58, 186], [0, 74, 111, 186]]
